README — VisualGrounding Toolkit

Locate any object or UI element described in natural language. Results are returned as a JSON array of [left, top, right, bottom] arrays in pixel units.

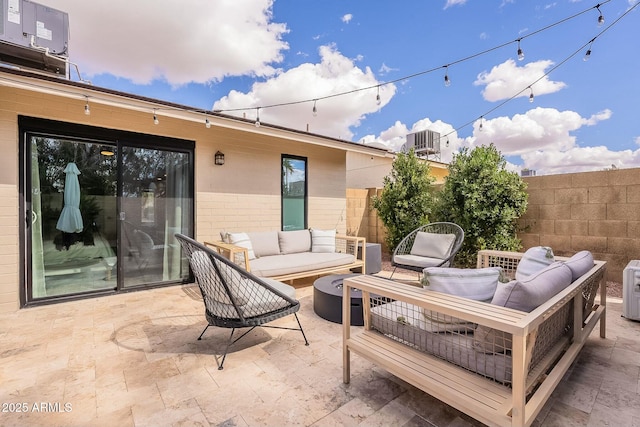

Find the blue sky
[[41, 0, 639, 174]]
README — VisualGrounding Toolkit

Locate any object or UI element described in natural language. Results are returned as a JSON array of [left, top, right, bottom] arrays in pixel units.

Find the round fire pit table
[[313, 273, 364, 326]]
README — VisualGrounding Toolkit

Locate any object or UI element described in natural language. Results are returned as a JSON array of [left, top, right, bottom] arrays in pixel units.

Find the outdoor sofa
[[342, 249, 606, 427], [205, 229, 366, 282]]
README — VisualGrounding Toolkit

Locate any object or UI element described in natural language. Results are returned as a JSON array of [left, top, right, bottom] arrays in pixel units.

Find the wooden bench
[[342, 250, 606, 427]]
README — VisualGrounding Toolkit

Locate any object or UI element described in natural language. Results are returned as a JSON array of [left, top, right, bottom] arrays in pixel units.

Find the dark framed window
[[281, 155, 307, 231]]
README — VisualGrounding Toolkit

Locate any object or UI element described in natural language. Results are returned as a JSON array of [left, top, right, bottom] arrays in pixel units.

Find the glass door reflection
[[30, 137, 118, 298], [120, 147, 191, 288]]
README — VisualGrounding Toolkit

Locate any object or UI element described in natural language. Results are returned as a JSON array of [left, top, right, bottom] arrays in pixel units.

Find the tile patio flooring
[[1, 272, 639, 427]]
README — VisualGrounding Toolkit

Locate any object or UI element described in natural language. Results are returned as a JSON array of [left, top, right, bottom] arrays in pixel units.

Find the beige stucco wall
[[0, 83, 351, 312], [346, 151, 448, 189]]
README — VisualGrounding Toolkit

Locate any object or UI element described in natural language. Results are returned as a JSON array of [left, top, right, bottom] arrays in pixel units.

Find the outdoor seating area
[[0, 260, 638, 426]]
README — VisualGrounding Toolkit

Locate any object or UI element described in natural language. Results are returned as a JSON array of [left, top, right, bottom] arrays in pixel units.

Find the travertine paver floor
[[1, 273, 639, 427]]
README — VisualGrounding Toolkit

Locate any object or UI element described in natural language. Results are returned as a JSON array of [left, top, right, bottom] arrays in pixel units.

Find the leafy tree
[[371, 149, 436, 251], [435, 144, 528, 266]]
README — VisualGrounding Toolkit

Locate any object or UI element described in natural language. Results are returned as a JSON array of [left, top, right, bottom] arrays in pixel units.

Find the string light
[[84, 96, 90, 115], [444, 65, 451, 87], [376, 86, 381, 105], [584, 39, 595, 61], [214, 1, 616, 120], [205, 118, 211, 128], [596, 4, 604, 26], [517, 39, 525, 61], [528, 87, 534, 103], [479, 116, 484, 131], [255, 107, 260, 127], [312, 99, 317, 117], [153, 109, 159, 125]]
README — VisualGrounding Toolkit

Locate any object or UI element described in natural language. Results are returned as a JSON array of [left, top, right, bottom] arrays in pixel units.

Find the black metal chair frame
[[390, 222, 465, 278], [175, 233, 309, 369]]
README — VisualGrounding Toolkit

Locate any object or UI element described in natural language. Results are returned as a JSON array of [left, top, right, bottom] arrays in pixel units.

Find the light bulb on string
[[583, 40, 594, 62], [376, 86, 381, 105], [205, 118, 211, 128], [479, 117, 484, 131], [255, 107, 261, 128], [444, 66, 451, 87], [84, 97, 90, 116], [153, 109, 159, 125], [596, 5, 604, 26], [312, 100, 317, 117], [529, 87, 534, 103], [517, 39, 525, 61]]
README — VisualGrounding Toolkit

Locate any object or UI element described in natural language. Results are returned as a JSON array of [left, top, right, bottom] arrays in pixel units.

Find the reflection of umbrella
[[56, 162, 84, 233]]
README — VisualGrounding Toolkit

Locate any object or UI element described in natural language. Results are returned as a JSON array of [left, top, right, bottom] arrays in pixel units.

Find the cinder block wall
[[519, 168, 640, 282]]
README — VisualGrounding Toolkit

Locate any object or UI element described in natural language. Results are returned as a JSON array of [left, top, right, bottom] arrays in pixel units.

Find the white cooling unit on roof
[[0, 0, 69, 77], [405, 130, 441, 160], [622, 260, 640, 321]]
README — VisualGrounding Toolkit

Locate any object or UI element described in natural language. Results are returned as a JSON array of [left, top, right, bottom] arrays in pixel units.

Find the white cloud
[[444, 0, 467, 9], [342, 14, 353, 23], [41, 0, 289, 85], [213, 45, 396, 140], [474, 59, 566, 102], [521, 146, 640, 175], [366, 107, 640, 175]]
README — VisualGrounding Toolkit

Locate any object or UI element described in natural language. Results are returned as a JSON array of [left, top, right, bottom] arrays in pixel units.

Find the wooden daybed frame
[[204, 234, 366, 282], [342, 250, 606, 427]]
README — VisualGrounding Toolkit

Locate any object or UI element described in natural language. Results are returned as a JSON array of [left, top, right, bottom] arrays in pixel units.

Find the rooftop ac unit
[[406, 130, 441, 157], [622, 260, 640, 321], [0, 0, 69, 76]]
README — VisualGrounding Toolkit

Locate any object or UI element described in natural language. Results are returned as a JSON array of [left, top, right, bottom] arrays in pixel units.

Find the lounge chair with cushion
[[391, 222, 464, 278], [175, 233, 309, 369]]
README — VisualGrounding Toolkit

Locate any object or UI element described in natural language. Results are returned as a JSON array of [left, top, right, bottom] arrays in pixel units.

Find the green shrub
[[371, 149, 436, 251], [435, 144, 528, 266]]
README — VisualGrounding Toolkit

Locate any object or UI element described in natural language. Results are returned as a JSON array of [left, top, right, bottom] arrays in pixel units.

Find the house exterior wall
[[0, 84, 350, 313], [346, 151, 448, 189]]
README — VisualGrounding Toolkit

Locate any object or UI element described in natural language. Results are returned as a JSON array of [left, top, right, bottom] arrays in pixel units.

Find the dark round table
[[313, 273, 364, 326]]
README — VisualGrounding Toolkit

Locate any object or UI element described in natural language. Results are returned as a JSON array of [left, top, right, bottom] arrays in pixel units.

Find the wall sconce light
[[214, 151, 225, 165]]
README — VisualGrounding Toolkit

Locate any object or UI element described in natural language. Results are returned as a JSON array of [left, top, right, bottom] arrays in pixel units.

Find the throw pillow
[[410, 232, 456, 260], [514, 246, 555, 281], [247, 231, 280, 257], [473, 261, 573, 354], [278, 230, 312, 254], [311, 229, 336, 253], [564, 250, 594, 281], [227, 232, 256, 260], [492, 261, 573, 312], [422, 267, 502, 303]]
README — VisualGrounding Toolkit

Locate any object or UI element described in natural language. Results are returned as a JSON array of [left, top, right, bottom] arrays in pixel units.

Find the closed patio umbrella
[[56, 162, 84, 233]]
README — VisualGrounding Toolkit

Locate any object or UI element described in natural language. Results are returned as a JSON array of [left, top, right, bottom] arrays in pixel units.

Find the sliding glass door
[[120, 147, 191, 288], [22, 117, 194, 304]]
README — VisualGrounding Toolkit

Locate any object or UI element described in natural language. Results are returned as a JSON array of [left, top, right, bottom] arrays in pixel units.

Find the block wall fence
[[347, 167, 640, 282]]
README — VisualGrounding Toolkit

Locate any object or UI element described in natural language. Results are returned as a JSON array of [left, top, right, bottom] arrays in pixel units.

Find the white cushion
[[515, 246, 554, 281], [422, 267, 502, 303], [310, 229, 336, 253], [227, 232, 256, 260], [393, 254, 447, 269], [247, 231, 280, 257], [278, 230, 311, 254], [410, 232, 456, 260]]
